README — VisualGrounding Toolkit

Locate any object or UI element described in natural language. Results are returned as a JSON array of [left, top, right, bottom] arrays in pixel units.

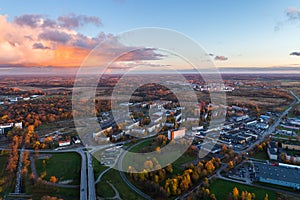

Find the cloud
[[275, 7, 300, 31], [286, 7, 300, 21], [0, 13, 165, 68], [116, 48, 165, 61], [14, 14, 43, 28], [58, 13, 101, 29], [290, 51, 300, 56], [214, 55, 228, 61], [39, 30, 71, 44], [32, 42, 51, 49]]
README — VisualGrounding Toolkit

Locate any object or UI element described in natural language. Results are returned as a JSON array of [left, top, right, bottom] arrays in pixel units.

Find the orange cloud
[[0, 13, 165, 69]]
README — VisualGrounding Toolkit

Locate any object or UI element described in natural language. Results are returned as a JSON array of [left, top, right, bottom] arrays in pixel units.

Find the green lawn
[[129, 139, 153, 153], [92, 156, 109, 179], [172, 153, 197, 175], [24, 176, 79, 200], [100, 169, 144, 199], [123, 138, 197, 175], [210, 179, 277, 200], [96, 180, 116, 198], [22, 158, 79, 200], [35, 153, 81, 185]]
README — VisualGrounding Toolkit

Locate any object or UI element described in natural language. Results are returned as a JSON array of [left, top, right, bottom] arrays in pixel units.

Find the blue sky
[[0, 0, 300, 70]]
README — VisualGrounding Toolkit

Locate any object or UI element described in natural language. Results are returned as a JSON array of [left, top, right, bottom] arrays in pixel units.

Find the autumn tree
[[50, 176, 58, 183], [264, 193, 269, 200], [229, 161, 234, 169], [233, 187, 239, 200]]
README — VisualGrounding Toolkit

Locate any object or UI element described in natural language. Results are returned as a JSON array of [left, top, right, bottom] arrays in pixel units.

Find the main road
[[78, 150, 88, 200], [87, 152, 96, 200]]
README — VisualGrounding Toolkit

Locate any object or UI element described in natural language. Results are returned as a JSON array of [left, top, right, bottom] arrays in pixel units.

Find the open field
[[210, 179, 276, 200], [123, 139, 197, 175], [96, 181, 116, 198], [99, 168, 143, 199], [92, 156, 109, 179], [35, 153, 81, 185], [24, 178, 79, 200]]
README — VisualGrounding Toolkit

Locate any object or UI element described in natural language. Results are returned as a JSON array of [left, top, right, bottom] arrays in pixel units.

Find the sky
[[0, 0, 300, 74]]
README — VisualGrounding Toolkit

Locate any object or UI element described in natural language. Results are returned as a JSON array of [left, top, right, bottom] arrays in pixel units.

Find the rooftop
[[254, 162, 300, 184]]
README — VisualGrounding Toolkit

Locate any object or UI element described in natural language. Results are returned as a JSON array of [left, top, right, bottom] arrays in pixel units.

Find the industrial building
[[254, 162, 300, 190]]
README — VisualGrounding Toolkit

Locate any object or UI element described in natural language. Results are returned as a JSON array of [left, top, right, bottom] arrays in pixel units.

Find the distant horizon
[[0, 65, 299, 75], [0, 1, 300, 72]]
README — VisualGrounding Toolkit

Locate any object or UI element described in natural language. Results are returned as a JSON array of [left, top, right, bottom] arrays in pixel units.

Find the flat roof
[[254, 162, 300, 184]]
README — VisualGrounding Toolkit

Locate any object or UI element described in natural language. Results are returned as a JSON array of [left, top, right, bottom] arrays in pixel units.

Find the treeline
[[0, 96, 72, 127]]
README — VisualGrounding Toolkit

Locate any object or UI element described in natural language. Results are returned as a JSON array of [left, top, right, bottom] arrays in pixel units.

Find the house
[[281, 125, 300, 131], [256, 123, 269, 129], [174, 112, 182, 122], [72, 136, 81, 144], [282, 142, 300, 151], [267, 141, 278, 160], [95, 135, 110, 143], [168, 128, 185, 140], [30, 95, 39, 99], [58, 140, 71, 147], [235, 115, 249, 122], [192, 126, 204, 131], [0, 122, 23, 135], [131, 128, 145, 135], [260, 115, 271, 122], [112, 131, 124, 141], [147, 124, 160, 133], [289, 119, 300, 127]]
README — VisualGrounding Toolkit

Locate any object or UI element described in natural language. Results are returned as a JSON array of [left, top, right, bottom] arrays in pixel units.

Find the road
[[14, 146, 25, 193], [243, 90, 300, 153], [118, 140, 152, 200], [78, 150, 88, 200], [178, 90, 300, 199], [87, 152, 96, 200]]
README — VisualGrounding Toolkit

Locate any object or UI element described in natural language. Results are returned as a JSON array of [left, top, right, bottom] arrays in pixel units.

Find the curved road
[[118, 140, 152, 200]]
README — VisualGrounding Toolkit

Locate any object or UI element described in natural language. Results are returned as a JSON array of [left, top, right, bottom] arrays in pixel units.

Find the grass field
[[92, 156, 109, 179], [24, 177, 79, 200], [21, 155, 80, 200], [123, 138, 197, 174], [210, 179, 276, 200], [35, 152, 81, 185], [172, 153, 197, 174], [96, 180, 116, 198], [100, 169, 144, 199]]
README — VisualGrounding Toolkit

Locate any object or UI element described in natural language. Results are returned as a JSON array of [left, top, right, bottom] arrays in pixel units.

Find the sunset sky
[[1, 0, 300, 73]]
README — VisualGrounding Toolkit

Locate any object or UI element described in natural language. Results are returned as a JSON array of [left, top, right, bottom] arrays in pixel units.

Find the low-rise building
[[267, 141, 278, 160], [58, 140, 71, 147], [112, 131, 124, 141], [255, 162, 300, 190], [168, 128, 185, 140], [0, 122, 23, 135], [282, 142, 300, 151]]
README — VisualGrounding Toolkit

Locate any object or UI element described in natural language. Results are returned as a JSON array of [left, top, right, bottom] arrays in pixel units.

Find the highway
[[78, 150, 88, 200]]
